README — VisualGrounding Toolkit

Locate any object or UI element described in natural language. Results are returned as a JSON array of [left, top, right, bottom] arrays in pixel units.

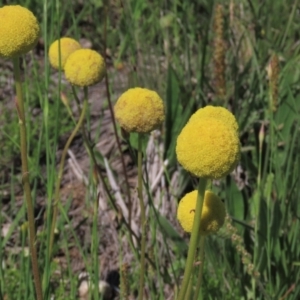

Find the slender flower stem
[[72, 91, 148, 273], [13, 57, 43, 300], [103, 0, 132, 222], [92, 194, 99, 300], [137, 134, 147, 300], [177, 178, 207, 300], [83, 86, 100, 298], [185, 276, 194, 300], [49, 97, 88, 257], [70, 87, 142, 251], [193, 235, 206, 300], [70, 88, 167, 282], [185, 234, 206, 300], [68, 89, 166, 287]]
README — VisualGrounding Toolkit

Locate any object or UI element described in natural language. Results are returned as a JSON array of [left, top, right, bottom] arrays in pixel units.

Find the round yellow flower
[[177, 190, 225, 235], [114, 88, 165, 133], [189, 106, 238, 132], [48, 37, 81, 70], [176, 117, 240, 179], [64, 49, 106, 87], [0, 5, 40, 58]]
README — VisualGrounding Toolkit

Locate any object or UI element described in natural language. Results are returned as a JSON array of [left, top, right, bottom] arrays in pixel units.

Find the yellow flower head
[[114, 88, 165, 133], [176, 117, 240, 179], [177, 190, 225, 235], [0, 5, 40, 58], [48, 37, 81, 70], [189, 106, 238, 132], [64, 49, 106, 87]]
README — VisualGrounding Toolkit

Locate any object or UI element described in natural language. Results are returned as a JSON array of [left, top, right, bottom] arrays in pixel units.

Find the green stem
[[253, 159, 262, 296], [92, 198, 99, 300], [82, 86, 100, 298], [185, 277, 194, 300], [48, 96, 88, 257], [70, 87, 142, 254], [69, 90, 165, 288], [137, 134, 147, 300], [71, 88, 165, 283], [267, 91, 275, 296], [103, 0, 132, 224], [177, 178, 207, 300], [193, 236, 206, 300], [13, 57, 43, 300]]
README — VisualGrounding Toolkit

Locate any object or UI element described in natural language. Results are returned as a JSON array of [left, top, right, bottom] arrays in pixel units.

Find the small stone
[[78, 280, 89, 299], [99, 280, 112, 299], [78, 278, 112, 300]]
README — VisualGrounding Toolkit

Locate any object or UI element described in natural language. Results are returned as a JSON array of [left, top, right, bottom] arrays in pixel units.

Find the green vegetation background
[[0, 0, 300, 299]]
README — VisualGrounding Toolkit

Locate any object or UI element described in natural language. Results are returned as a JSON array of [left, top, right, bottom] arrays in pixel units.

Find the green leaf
[[164, 66, 193, 166], [225, 178, 245, 221], [155, 210, 188, 255], [270, 201, 282, 249], [129, 132, 148, 154]]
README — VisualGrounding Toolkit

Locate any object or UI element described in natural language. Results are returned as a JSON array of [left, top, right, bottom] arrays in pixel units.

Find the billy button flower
[[188, 105, 239, 132], [50, 49, 106, 254], [1, 5, 43, 299], [176, 117, 240, 179], [114, 87, 165, 133], [48, 37, 81, 70], [0, 5, 40, 58], [64, 49, 106, 87], [114, 87, 165, 299], [177, 190, 225, 235], [176, 106, 240, 300]]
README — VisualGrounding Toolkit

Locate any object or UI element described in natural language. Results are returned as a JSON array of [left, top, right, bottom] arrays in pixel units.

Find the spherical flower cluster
[[177, 190, 225, 235], [114, 88, 165, 133], [48, 37, 81, 70], [188, 105, 238, 132], [64, 49, 106, 87], [0, 5, 40, 58], [176, 106, 240, 179]]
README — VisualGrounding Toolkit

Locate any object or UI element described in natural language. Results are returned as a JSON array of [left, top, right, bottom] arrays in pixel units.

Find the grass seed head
[[213, 4, 226, 99]]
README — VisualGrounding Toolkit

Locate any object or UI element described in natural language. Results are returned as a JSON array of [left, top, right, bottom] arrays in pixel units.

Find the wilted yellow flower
[[177, 190, 225, 235], [0, 5, 40, 58], [114, 88, 165, 133], [48, 37, 81, 70], [189, 106, 238, 132], [64, 49, 106, 87], [176, 117, 240, 179]]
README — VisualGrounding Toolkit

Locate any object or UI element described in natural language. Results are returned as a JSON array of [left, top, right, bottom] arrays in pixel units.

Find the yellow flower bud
[[114, 88, 165, 133], [64, 49, 106, 87], [176, 117, 240, 179], [48, 37, 81, 70], [0, 5, 40, 58], [177, 190, 225, 235]]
